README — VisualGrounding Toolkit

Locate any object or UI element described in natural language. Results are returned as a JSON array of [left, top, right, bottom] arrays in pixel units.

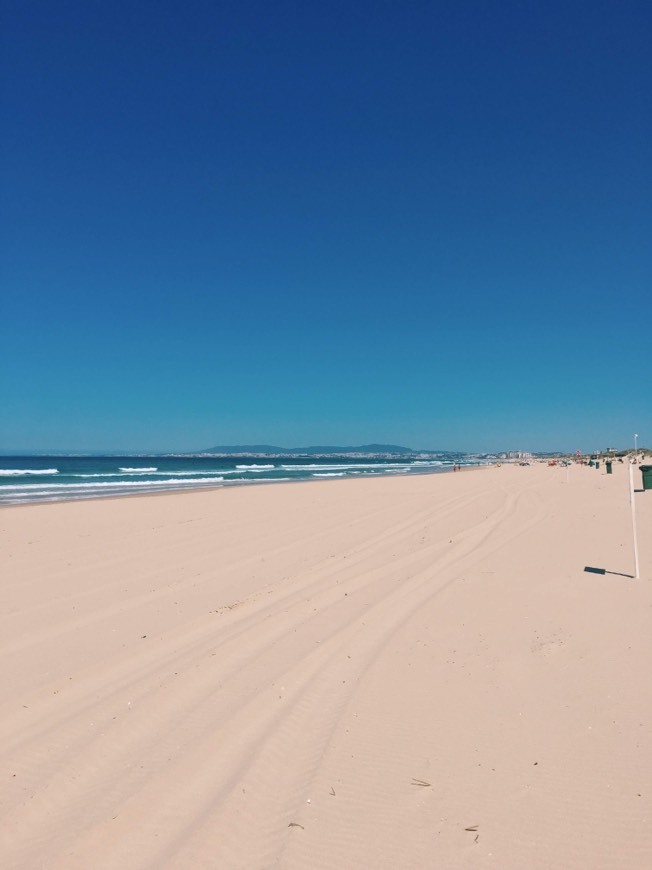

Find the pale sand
[[1, 463, 651, 869]]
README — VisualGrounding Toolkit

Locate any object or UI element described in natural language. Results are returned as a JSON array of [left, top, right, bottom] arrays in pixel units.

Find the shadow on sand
[[584, 566, 634, 579]]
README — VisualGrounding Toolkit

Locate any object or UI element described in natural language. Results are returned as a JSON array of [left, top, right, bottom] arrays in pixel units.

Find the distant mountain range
[[201, 443, 417, 455]]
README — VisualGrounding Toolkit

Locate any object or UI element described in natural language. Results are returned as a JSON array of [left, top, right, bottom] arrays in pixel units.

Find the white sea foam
[[76, 472, 150, 478], [232, 477, 291, 484], [312, 472, 345, 477], [235, 464, 275, 469], [282, 464, 357, 471], [0, 468, 59, 476], [118, 466, 158, 472], [143, 469, 227, 477], [1, 477, 225, 491], [75, 470, 228, 478]]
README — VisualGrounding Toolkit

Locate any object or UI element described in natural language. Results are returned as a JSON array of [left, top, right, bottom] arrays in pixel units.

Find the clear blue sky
[[2, 0, 650, 453]]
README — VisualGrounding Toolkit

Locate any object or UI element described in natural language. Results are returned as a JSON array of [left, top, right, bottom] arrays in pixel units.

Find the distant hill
[[201, 443, 415, 455]]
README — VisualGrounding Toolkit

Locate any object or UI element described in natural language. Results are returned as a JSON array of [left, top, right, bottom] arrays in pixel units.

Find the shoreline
[[2, 462, 650, 868], [0, 462, 488, 510]]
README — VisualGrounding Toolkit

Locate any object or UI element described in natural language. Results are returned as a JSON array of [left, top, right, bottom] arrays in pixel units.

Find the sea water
[[0, 454, 478, 505]]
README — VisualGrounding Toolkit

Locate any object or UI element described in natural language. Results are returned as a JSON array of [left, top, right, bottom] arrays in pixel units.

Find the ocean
[[0, 454, 479, 505]]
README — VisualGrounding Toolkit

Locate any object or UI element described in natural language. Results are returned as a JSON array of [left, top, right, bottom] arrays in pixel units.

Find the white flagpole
[[629, 460, 640, 580]]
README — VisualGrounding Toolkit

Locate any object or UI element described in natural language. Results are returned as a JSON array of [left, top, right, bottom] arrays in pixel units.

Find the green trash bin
[[606, 461, 613, 474], [589, 460, 594, 467], [641, 465, 652, 490], [595, 460, 600, 469]]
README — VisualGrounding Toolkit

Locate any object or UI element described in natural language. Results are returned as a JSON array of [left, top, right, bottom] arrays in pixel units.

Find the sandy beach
[[1, 462, 651, 869]]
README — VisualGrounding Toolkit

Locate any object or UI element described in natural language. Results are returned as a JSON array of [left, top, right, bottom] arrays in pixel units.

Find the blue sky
[[2, 0, 650, 453]]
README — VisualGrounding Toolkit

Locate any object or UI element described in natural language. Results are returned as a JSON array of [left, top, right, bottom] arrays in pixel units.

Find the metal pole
[[629, 460, 640, 580]]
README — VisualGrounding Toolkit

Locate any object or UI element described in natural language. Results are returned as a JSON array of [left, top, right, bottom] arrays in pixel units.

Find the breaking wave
[[118, 466, 158, 472], [0, 468, 58, 476]]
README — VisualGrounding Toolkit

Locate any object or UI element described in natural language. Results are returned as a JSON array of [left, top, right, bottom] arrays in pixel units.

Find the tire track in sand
[[1, 476, 542, 868]]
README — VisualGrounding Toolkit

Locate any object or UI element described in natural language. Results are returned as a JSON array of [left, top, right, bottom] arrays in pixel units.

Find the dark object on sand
[[640, 465, 652, 491]]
